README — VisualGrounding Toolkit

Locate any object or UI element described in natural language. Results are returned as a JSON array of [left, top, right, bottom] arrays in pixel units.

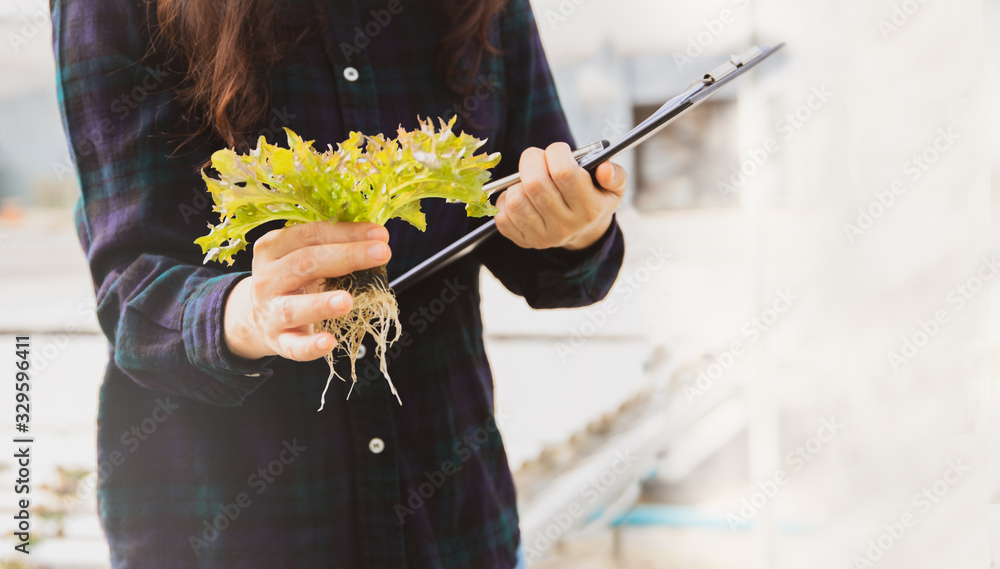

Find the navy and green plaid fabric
[[51, 0, 624, 566]]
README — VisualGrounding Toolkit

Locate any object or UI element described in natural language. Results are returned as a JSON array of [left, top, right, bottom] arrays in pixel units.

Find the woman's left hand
[[495, 142, 627, 251]]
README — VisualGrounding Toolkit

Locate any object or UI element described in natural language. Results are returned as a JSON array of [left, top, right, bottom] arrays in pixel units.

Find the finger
[[494, 192, 530, 247], [594, 161, 627, 198], [253, 220, 389, 262], [256, 290, 353, 335], [267, 240, 391, 295], [544, 142, 596, 212], [275, 329, 338, 362], [519, 146, 573, 224], [498, 185, 548, 247]]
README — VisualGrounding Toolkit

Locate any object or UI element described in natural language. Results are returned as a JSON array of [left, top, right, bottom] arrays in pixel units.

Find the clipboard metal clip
[[704, 45, 765, 84]]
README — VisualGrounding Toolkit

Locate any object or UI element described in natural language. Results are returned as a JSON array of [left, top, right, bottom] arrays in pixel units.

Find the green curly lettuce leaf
[[194, 116, 501, 266]]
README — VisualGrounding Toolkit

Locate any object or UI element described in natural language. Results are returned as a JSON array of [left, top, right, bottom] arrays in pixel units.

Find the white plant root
[[316, 265, 402, 411]]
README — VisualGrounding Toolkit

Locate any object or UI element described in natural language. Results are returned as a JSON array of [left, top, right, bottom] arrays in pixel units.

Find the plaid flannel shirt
[[51, 0, 624, 566]]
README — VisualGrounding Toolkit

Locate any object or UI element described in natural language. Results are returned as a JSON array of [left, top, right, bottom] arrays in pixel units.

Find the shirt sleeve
[[51, 0, 277, 406], [476, 0, 625, 309]]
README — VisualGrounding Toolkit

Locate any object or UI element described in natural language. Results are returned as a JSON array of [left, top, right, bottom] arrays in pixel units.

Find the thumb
[[595, 161, 626, 197]]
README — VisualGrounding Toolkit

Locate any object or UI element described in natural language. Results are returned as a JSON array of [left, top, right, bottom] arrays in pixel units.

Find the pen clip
[[704, 45, 765, 84], [484, 140, 609, 197]]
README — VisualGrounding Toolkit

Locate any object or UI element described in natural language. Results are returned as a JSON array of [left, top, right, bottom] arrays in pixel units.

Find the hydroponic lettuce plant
[[195, 117, 500, 409]]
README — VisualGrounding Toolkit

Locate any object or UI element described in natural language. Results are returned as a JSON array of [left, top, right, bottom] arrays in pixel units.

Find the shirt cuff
[[182, 271, 278, 403], [533, 213, 621, 273]]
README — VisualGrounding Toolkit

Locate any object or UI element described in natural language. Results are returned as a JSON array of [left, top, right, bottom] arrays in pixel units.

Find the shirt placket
[[311, 2, 402, 566], [338, 338, 406, 569], [344, 336, 406, 568], [313, 0, 383, 134]]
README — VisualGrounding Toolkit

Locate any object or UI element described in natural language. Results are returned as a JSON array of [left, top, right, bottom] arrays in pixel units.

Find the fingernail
[[368, 227, 386, 240], [316, 336, 332, 350], [330, 293, 349, 311], [369, 243, 389, 261]]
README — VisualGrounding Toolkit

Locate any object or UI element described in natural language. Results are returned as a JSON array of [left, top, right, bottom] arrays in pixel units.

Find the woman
[[52, 0, 626, 566]]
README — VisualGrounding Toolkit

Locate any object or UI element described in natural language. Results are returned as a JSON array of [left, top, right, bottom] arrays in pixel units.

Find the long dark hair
[[154, 0, 507, 150]]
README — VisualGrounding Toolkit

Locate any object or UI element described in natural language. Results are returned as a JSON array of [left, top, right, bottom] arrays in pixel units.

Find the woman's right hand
[[223, 221, 392, 362]]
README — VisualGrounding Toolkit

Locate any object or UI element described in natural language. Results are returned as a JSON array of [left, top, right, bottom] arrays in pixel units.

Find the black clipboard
[[390, 43, 786, 293]]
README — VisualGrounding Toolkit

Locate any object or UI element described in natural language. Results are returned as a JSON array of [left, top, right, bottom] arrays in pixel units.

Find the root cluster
[[316, 264, 402, 410]]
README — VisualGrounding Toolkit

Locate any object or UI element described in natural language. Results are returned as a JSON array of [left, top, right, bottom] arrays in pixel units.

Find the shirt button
[[357, 344, 367, 359], [344, 67, 359, 82], [368, 437, 385, 454]]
